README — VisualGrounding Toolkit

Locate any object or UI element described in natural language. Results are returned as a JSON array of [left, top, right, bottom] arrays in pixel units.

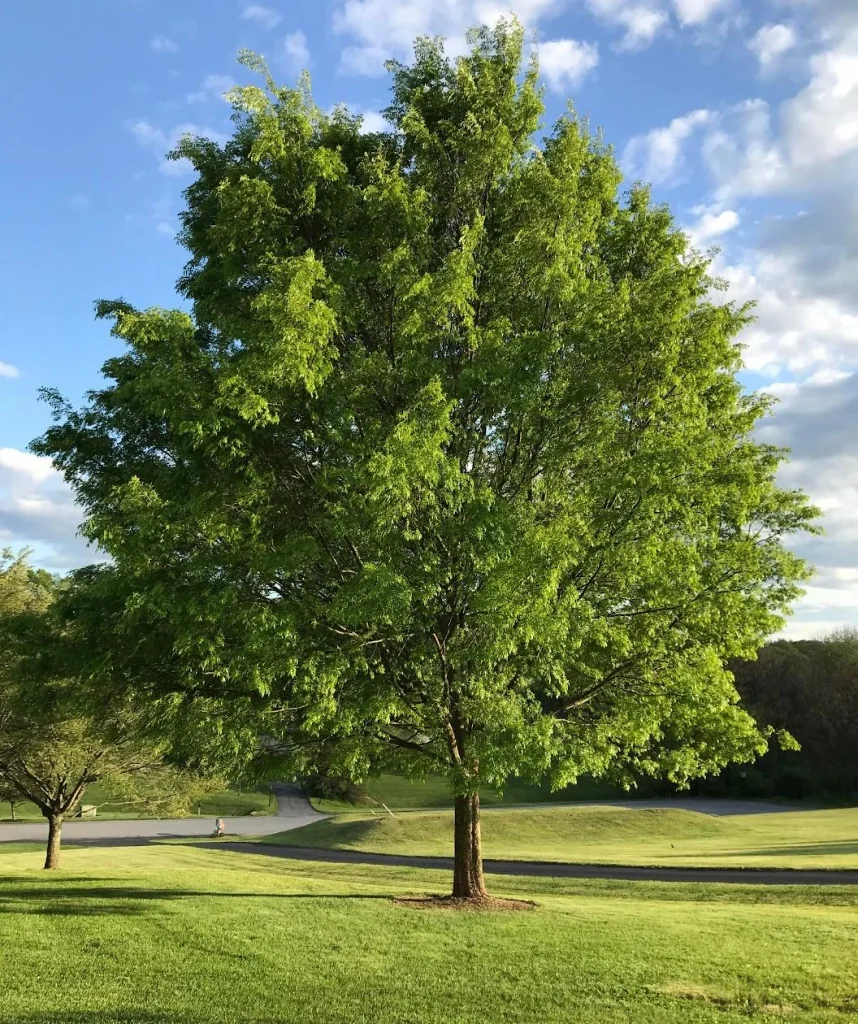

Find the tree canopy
[[34, 22, 818, 896]]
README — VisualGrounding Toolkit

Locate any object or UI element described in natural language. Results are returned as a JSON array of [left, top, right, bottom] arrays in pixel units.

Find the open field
[[0, 782, 275, 823], [264, 804, 858, 870], [310, 772, 631, 813], [0, 843, 856, 1023]]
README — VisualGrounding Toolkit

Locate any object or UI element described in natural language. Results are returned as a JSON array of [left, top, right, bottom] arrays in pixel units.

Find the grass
[[263, 804, 858, 870], [0, 782, 275, 823], [310, 772, 626, 813], [0, 843, 856, 1022]]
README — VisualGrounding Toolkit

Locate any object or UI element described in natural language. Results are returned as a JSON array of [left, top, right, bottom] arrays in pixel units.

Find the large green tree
[[35, 23, 818, 898]]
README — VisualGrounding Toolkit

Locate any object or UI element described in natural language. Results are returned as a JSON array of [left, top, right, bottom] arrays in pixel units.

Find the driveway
[[0, 783, 325, 845]]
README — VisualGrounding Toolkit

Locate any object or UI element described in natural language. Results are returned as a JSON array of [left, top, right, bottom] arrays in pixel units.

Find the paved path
[[0, 783, 325, 845], [209, 843, 858, 886]]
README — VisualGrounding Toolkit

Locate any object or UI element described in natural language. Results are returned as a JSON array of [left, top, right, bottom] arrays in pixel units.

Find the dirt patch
[[395, 894, 537, 912], [651, 983, 795, 1015]]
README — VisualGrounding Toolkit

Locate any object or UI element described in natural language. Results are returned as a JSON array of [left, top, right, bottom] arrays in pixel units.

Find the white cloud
[[748, 23, 797, 73], [673, 0, 730, 26], [623, 109, 713, 184], [781, 29, 858, 171], [69, 193, 92, 211], [752, 377, 858, 636], [187, 74, 236, 105], [586, 0, 669, 50], [686, 205, 739, 247], [241, 4, 283, 29], [150, 35, 179, 54], [703, 100, 785, 198], [538, 38, 599, 91], [0, 448, 91, 570], [334, 0, 573, 73], [0, 362, 19, 379], [339, 46, 390, 77], [718, 253, 858, 376], [357, 109, 390, 133], [129, 120, 228, 176], [283, 30, 310, 73]]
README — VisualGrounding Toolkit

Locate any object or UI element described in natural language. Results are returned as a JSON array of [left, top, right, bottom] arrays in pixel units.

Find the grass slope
[[311, 772, 625, 813], [0, 844, 856, 1022], [264, 804, 858, 870]]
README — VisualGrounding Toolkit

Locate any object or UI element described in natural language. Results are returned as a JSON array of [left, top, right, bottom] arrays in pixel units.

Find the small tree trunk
[[44, 814, 63, 870], [452, 792, 487, 899], [10, 802, 15, 821]]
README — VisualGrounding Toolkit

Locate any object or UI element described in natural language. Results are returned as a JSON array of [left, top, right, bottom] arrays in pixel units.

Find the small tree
[[35, 23, 818, 898], [0, 551, 219, 868], [0, 777, 26, 820]]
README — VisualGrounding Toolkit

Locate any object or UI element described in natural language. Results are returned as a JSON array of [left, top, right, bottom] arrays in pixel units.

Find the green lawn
[[310, 772, 628, 813], [0, 843, 856, 1023], [0, 782, 275, 822], [263, 804, 858, 870]]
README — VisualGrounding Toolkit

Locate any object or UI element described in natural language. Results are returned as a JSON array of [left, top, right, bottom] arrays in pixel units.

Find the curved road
[[3, 790, 856, 885], [0, 783, 325, 845]]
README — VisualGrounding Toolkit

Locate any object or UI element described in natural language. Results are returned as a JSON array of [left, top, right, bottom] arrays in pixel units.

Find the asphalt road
[[5, 790, 851, 886], [208, 843, 858, 886], [0, 783, 325, 845]]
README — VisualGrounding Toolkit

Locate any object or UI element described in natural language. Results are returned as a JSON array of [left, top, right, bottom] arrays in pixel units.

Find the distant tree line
[[685, 630, 858, 802]]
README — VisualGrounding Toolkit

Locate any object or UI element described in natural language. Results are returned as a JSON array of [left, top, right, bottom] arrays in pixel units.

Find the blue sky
[[1, 0, 856, 637]]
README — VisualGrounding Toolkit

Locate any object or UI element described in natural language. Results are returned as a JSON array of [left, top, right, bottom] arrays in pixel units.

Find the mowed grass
[[0, 844, 857, 1023], [264, 804, 858, 870], [311, 772, 624, 813]]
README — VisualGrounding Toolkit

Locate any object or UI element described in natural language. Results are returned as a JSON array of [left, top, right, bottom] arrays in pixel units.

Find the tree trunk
[[44, 814, 63, 870], [9, 803, 15, 821], [452, 792, 487, 899]]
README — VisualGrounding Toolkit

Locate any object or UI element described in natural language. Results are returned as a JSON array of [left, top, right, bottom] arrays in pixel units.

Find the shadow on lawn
[[0, 884, 394, 916], [4, 1014, 250, 1023]]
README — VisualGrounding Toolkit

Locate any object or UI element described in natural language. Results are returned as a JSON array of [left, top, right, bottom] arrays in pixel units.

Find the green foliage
[[34, 23, 818, 812]]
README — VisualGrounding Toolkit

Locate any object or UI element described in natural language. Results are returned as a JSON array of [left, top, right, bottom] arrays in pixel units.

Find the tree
[[0, 777, 26, 820], [34, 22, 818, 898], [0, 552, 220, 869], [730, 632, 858, 800]]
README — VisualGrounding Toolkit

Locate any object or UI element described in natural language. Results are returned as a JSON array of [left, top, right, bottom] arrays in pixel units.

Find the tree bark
[[452, 792, 487, 899], [44, 814, 63, 870]]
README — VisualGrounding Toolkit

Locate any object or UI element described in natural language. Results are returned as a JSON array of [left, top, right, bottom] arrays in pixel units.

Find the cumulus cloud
[[333, 0, 668, 73], [129, 120, 229, 177], [685, 205, 740, 248], [672, 0, 730, 27], [0, 362, 19, 379], [0, 448, 93, 572], [623, 109, 713, 184], [282, 30, 311, 73], [585, 0, 668, 50], [241, 4, 283, 30], [537, 38, 599, 91], [187, 74, 236, 105], [748, 23, 797, 73], [150, 35, 179, 54], [751, 375, 858, 636]]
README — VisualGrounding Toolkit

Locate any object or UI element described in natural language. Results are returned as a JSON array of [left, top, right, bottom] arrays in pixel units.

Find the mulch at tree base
[[395, 894, 537, 912]]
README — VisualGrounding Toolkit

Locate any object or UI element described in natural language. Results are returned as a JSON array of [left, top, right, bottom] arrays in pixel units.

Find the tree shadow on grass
[[2, 1014, 247, 1024], [0, 885, 394, 917]]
